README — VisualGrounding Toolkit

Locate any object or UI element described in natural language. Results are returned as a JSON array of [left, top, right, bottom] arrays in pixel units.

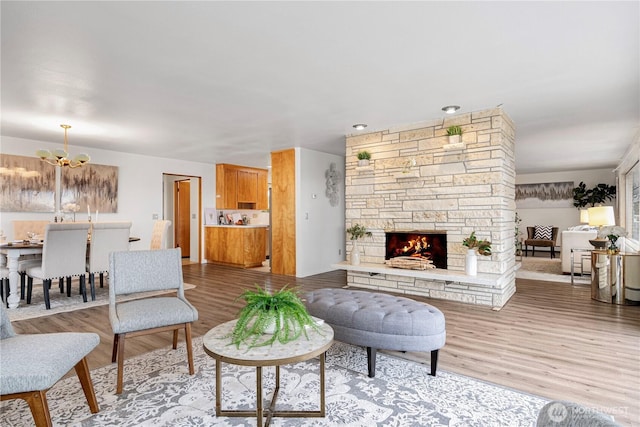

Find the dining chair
[[12, 220, 50, 299], [1, 266, 9, 307], [150, 219, 171, 250], [0, 304, 100, 426], [108, 247, 198, 394], [86, 221, 132, 300], [25, 223, 91, 310]]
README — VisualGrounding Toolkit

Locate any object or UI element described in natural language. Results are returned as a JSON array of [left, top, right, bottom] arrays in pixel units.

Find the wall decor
[[0, 154, 119, 213], [325, 162, 341, 207], [61, 162, 119, 213], [515, 181, 574, 209], [0, 154, 56, 212]]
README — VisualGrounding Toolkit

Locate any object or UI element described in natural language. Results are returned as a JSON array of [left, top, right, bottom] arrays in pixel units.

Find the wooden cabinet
[[216, 164, 268, 210], [237, 170, 258, 203], [205, 226, 267, 268]]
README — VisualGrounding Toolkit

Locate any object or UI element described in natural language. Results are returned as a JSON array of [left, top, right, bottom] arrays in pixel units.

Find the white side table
[[203, 319, 334, 427]]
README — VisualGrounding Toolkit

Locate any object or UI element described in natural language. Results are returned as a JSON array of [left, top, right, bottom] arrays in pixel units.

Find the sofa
[[561, 230, 598, 274]]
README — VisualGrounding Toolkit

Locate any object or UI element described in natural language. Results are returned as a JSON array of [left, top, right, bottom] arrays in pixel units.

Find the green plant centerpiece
[[462, 231, 492, 256], [229, 284, 318, 349]]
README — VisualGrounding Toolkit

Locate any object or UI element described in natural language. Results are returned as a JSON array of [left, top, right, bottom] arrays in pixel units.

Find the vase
[[357, 159, 370, 167], [263, 312, 284, 335], [351, 240, 361, 265], [448, 135, 461, 145], [465, 249, 478, 276]]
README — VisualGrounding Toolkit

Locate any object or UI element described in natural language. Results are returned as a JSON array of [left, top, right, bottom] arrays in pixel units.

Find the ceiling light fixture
[[441, 105, 461, 114], [352, 123, 367, 130], [36, 124, 90, 168]]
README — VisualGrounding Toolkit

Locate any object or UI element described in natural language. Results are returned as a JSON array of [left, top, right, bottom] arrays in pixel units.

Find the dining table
[[1, 237, 140, 309]]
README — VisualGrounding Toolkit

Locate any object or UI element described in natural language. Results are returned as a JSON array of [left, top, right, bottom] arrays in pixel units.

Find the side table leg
[[320, 352, 326, 417], [215, 358, 222, 416], [256, 366, 263, 427]]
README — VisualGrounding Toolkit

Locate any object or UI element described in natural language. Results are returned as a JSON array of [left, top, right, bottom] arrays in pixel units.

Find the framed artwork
[[0, 153, 118, 213], [0, 154, 56, 212], [515, 181, 574, 209], [61, 163, 119, 213]]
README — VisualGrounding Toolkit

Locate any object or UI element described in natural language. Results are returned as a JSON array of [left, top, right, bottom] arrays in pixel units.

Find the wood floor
[[10, 263, 640, 426]]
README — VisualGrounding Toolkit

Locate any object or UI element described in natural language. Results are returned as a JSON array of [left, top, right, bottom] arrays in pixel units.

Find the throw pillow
[[534, 225, 553, 240]]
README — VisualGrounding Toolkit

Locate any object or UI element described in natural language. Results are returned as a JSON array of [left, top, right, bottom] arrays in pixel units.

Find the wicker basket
[[386, 256, 435, 270]]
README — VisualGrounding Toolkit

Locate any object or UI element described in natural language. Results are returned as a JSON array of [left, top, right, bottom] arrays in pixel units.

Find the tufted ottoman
[[304, 288, 446, 377]]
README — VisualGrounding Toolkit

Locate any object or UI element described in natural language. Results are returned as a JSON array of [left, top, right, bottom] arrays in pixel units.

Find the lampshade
[[587, 206, 615, 227], [579, 209, 589, 224]]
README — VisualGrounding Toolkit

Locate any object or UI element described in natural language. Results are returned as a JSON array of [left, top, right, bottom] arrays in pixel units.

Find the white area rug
[[516, 257, 590, 285], [0, 337, 548, 426], [6, 280, 196, 322]]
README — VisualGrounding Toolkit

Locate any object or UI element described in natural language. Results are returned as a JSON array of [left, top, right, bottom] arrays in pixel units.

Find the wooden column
[[270, 149, 296, 276]]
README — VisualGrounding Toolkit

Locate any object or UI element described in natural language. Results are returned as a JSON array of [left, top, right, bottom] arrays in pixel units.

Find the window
[[625, 161, 640, 240]]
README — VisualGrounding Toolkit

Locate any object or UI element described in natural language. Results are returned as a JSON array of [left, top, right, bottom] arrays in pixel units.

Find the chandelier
[[36, 124, 90, 168]]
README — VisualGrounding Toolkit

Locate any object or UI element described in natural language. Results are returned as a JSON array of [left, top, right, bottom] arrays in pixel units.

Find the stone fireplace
[[341, 107, 516, 309], [385, 231, 447, 269]]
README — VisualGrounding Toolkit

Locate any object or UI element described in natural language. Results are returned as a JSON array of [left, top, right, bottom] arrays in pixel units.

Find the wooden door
[[174, 179, 190, 257]]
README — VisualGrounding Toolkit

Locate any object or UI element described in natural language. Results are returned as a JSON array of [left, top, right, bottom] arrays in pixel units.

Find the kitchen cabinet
[[216, 164, 268, 210], [205, 225, 267, 268]]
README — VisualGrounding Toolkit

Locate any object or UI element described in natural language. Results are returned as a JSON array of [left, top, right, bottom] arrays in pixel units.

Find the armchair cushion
[[1, 332, 99, 394], [112, 297, 198, 334], [534, 225, 553, 240]]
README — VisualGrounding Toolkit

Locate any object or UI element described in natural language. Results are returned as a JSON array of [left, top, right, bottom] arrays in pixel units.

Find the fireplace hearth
[[385, 231, 447, 269]]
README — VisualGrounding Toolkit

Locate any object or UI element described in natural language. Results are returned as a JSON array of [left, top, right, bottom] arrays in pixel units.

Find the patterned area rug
[[0, 337, 548, 426], [6, 281, 196, 322], [516, 257, 590, 285]]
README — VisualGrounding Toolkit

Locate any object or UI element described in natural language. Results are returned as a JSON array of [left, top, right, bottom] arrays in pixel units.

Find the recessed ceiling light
[[441, 105, 461, 114], [352, 123, 367, 130]]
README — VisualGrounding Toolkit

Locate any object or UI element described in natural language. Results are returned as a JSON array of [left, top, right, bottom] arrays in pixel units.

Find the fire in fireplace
[[385, 231, 447, 269]]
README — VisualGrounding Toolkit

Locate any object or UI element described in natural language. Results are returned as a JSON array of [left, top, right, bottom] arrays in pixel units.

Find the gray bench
[[304, 288, 446, 377]]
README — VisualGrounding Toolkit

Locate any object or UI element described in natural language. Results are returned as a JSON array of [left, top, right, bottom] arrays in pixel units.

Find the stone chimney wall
[[344, 107, 516, 307]]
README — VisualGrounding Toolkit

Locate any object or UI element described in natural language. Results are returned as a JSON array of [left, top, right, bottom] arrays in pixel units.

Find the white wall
[[1, 136, 215, 258], [295, 148, 345, 277], [516, 168, 616, 247]]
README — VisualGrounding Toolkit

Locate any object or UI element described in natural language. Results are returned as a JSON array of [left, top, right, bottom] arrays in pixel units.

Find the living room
[[1, 2, 638, 426]]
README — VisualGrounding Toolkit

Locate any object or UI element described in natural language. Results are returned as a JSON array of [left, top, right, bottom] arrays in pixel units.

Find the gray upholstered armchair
[[108, 248, 198, 394], [0, 305, 100, 426]]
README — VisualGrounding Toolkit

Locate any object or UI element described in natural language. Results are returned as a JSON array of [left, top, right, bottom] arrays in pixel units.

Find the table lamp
[[587, 206, 615, 248], [579, 209, 589, 224]]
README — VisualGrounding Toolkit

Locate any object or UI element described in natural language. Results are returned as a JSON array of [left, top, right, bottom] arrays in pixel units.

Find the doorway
[[174, 179, 191, 258], [163, 174, 202, 264]]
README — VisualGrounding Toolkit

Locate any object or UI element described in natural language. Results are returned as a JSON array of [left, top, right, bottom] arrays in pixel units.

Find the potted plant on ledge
[[446, 125, 464, 145], [357, 150, 371, 166], [346, 223, 372, 266], [462, 231, 492, 276], [229, 285, 319, 349]]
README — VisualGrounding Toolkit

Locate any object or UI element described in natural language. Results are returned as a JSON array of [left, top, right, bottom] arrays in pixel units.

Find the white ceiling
[[1, 1, 638, 174]]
